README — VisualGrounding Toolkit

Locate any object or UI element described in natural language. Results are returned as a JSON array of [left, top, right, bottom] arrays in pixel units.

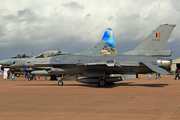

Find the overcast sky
[[0, 0, 180, 60]]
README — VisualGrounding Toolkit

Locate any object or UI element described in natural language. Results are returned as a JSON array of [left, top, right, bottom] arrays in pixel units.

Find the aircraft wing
[[142, 61, 167, 75]]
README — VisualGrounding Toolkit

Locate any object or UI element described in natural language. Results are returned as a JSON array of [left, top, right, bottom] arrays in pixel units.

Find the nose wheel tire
[[16, 74, 20, 77], [28, 77, 32, 81], [58, 80, 63, 86], [98, 79, 106, 87]]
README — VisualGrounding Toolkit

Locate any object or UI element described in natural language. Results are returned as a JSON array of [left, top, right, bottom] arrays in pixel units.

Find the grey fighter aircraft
[[0, 51, 57, 77], [1, 28, 117, 80], [0, 53, 34, 76], [11, 24, 176, 86], [22, 28, 118, 81]]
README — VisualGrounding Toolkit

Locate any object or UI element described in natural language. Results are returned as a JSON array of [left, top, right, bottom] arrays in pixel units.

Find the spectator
[[174, 67, 180, 80], [7, 70, 10, 79], [25, 72, 28, 79]]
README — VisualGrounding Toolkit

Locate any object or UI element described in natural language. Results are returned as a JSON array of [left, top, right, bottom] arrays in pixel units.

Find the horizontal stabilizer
[[142, 61, 167, 75]]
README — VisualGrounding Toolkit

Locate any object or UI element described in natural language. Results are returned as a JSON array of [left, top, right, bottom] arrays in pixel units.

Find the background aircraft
[[0, 53, 34, 67], [0, 52, 57, 77], [11, 24, 176, 86], [0, 53, 34, 76]]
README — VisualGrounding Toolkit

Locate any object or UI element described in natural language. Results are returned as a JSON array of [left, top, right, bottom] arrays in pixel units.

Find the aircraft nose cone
[[10, 61, 25, 68], [0, 60, 7, 66]]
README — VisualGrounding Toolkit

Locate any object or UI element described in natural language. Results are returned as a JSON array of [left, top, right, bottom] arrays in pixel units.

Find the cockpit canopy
[[11, 54, 34, 58], [35, 51, 70, 58]]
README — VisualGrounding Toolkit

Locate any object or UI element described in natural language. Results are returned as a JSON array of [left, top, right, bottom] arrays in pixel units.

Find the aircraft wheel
[[98, 79, 106, 87], [16, 74, 20, 77], [28, 77, 32, 81], [58, 80, 63, 86]]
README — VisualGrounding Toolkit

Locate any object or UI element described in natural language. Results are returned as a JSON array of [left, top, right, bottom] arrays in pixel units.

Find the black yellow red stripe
[[156, 33, 160, 37]]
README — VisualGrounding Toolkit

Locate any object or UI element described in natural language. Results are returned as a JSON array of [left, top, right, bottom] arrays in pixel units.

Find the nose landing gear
[[58, 80, 63, 86]]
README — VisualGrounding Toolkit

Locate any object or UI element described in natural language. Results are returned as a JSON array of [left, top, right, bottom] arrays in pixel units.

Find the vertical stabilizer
[[81, 28, 117, 56], [134, 24, 176, 50], [100, 28, 117, 56], [122, 24, 176, 56]]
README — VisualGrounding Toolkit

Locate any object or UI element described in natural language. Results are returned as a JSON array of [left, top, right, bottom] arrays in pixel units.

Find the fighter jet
[[0, 53, 34, 76], [1, 28, 116, 79], [0, 51, 57, 77], [0, 53, 34, 67], [20, 28, 118, 81], [11, 24, 176, 86]]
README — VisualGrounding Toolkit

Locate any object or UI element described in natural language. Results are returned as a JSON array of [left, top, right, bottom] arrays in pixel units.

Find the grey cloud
[[61, 1, 84, 10], [3, 9, 43, 24], [17, 9, 38, 24], [108, 16, 115, 21], [18, 9, 34, 16], [0, 25, 6, 37], [170, 0, 180, 11], [86, 13, 91, 17], [3, 14, 16, 20], [125, 14, 140, 20]]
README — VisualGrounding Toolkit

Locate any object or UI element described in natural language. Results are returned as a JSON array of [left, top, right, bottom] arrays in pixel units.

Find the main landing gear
[[98, 79, 107, 87]]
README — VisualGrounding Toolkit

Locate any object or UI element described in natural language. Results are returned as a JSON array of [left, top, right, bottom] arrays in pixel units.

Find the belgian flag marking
[[156, 33, 160, 38]]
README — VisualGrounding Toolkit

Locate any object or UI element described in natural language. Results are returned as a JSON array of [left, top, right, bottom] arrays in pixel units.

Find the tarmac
[[0, 75, 180, 120]]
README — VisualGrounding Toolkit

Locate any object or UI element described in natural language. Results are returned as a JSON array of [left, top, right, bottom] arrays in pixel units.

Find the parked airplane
[[11, 24, 176, 86], [22, 28, 118, 81], [1, 28, 117, 79], [0, 54, 34, 76], [0, 52, 57, 77]]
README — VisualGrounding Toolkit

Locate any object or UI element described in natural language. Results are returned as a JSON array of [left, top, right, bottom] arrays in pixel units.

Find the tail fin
[[81, 28, 117, 56], [122, 24, 176, 56]]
